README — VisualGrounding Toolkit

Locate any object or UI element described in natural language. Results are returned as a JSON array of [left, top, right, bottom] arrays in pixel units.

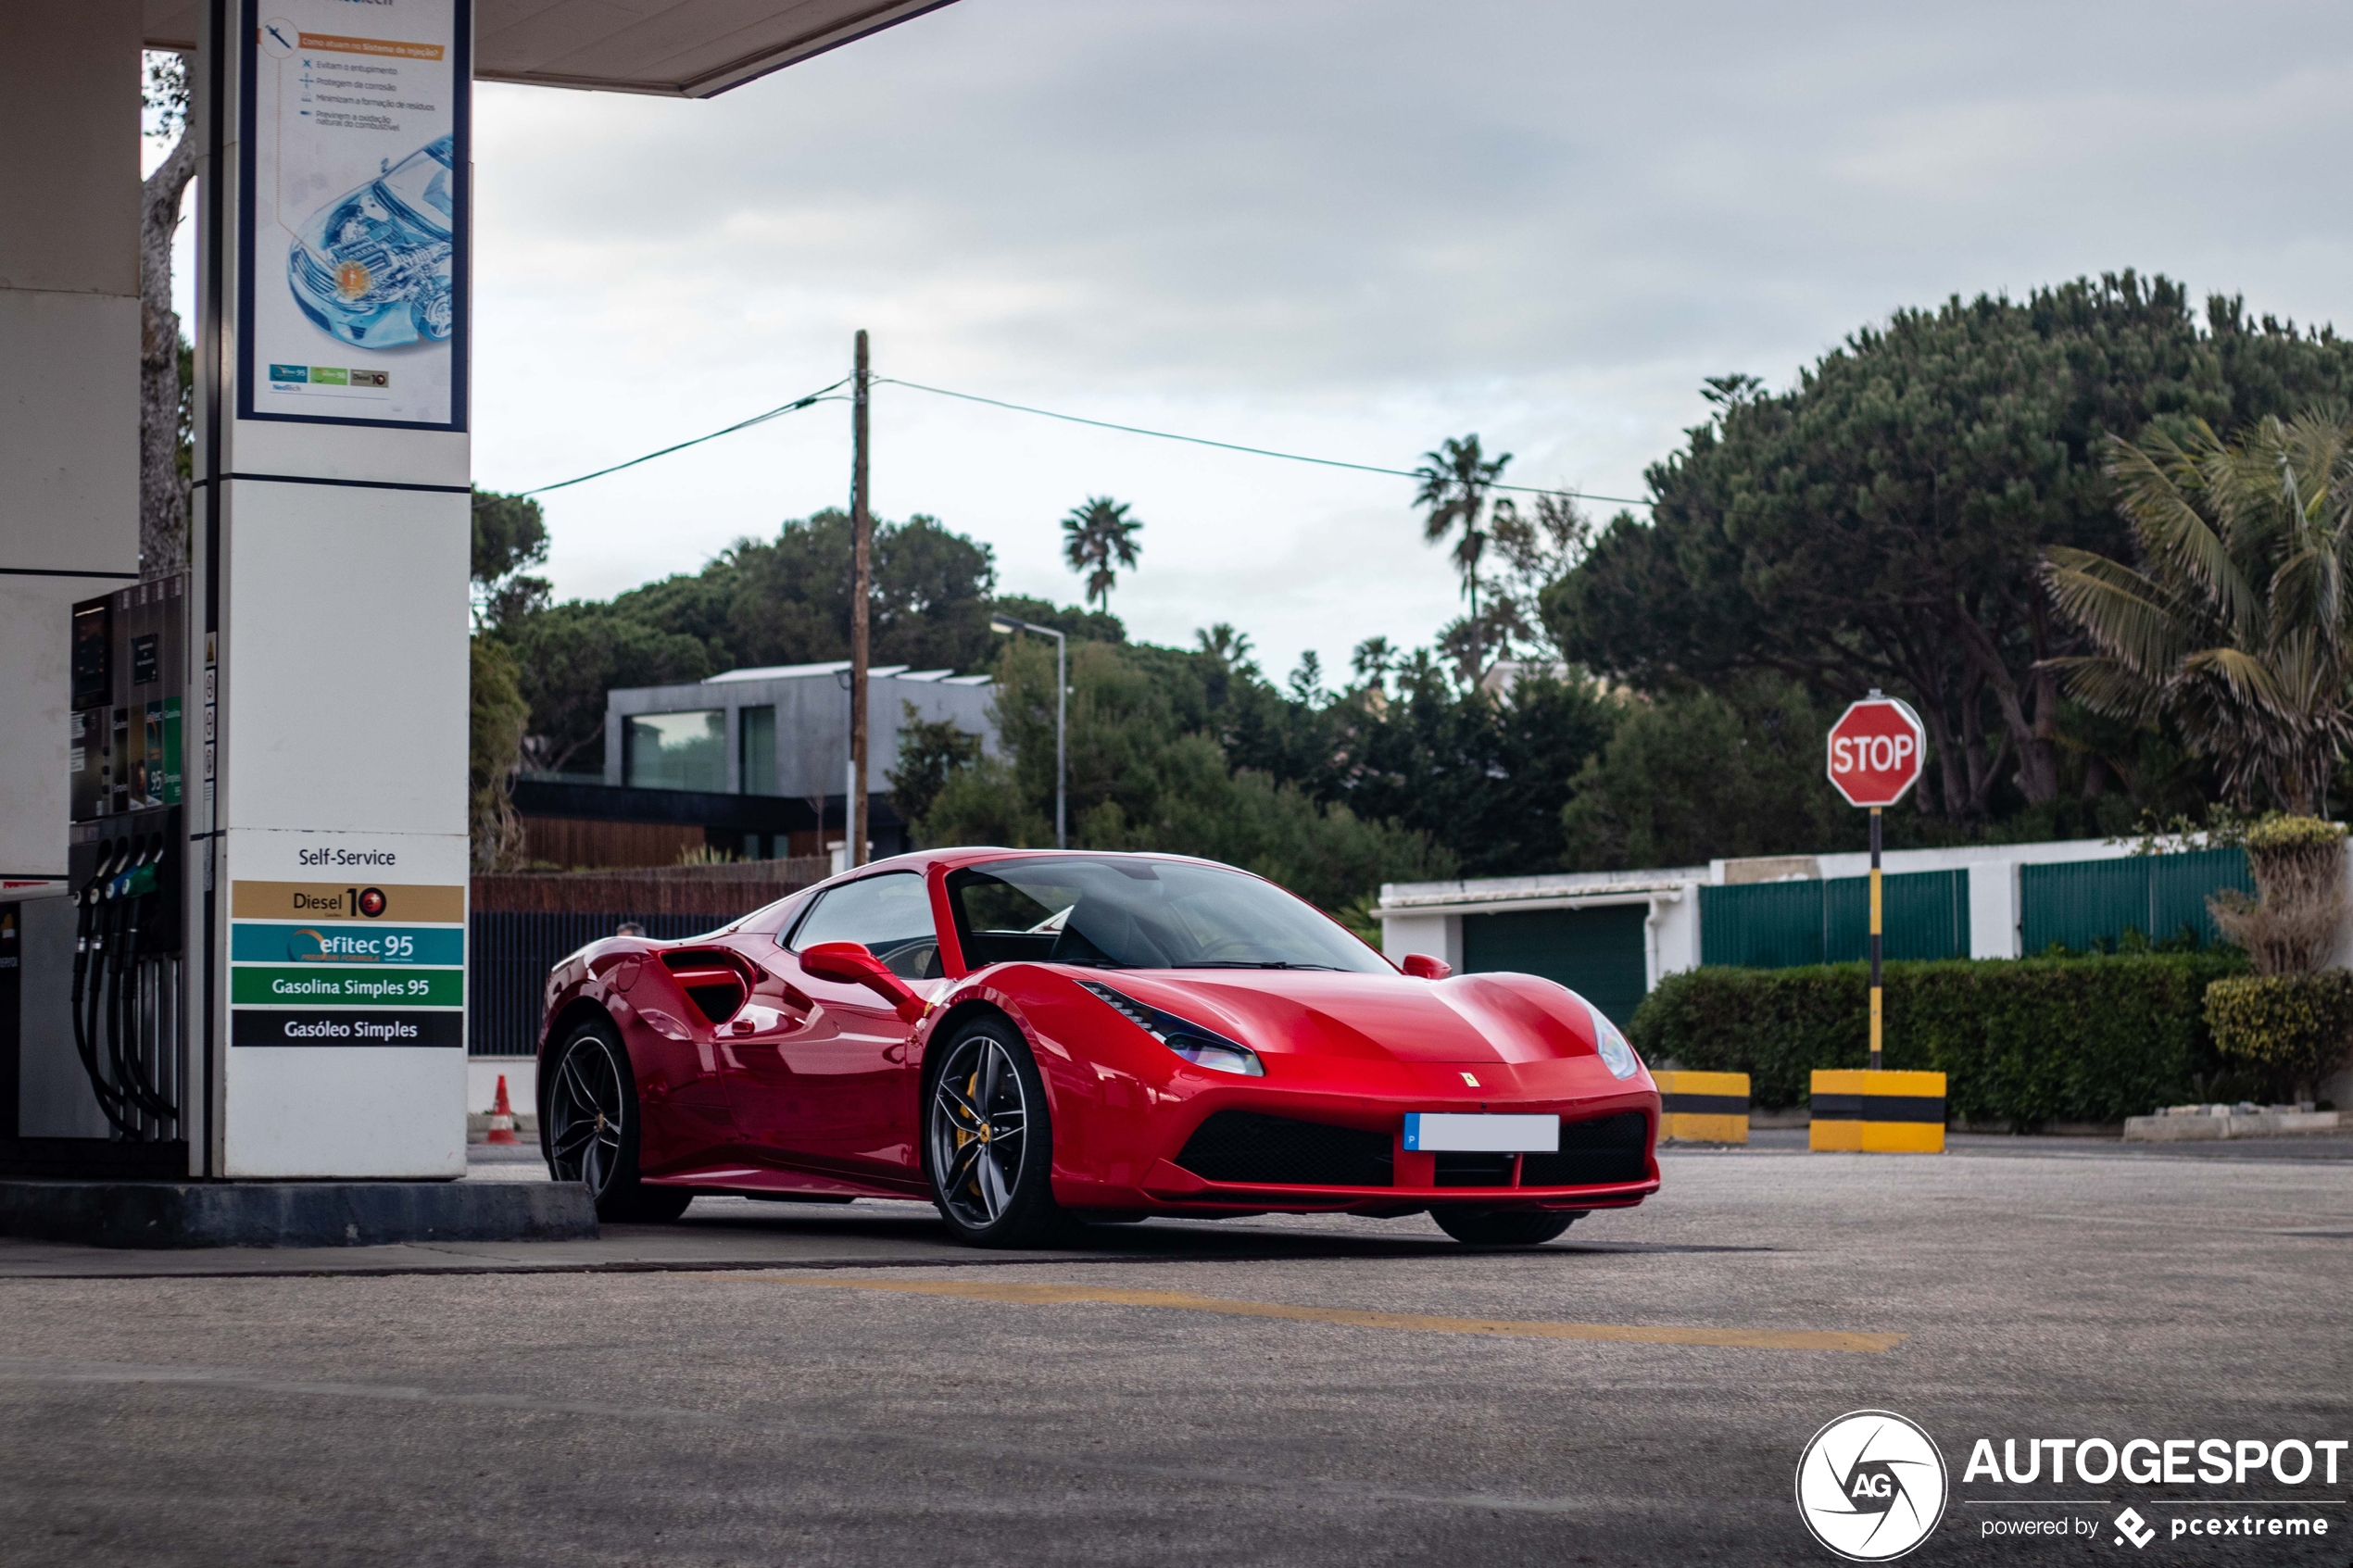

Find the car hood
[[1097, 968, 1601, 1066]]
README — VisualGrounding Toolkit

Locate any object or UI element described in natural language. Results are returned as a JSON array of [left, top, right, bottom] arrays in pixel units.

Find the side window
[[787, 872, 940, 980]]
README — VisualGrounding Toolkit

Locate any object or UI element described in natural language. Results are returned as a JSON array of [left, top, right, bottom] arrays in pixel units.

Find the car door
[[742, 869, 944, 1182]]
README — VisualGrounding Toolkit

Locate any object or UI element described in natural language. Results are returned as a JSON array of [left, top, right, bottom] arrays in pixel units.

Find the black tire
[[1431, 1207, 1579, 1247], [923, 1015, 1068, 1248], [544, 1020, 692, 1223]]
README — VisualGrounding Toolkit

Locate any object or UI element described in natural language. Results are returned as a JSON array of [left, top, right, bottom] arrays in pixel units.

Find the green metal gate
[[1699, 870, 1969, 970], [1462, 904, 1648, 1027], [2019, 847, 2251, 953]]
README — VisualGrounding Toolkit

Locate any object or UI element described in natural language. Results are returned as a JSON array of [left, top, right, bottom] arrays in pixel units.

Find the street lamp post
[[989, 614, 1066, 848], [835, 664, 857, 870]]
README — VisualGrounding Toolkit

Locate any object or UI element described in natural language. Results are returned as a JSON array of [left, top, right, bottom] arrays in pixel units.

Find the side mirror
[[799, 941, 925, 1022], [1402, 953, 1453, 980]]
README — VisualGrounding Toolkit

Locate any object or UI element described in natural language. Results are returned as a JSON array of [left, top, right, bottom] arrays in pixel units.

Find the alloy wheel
[[929, 1033, 1030, 1228], [548, 1034, 626, 1197]]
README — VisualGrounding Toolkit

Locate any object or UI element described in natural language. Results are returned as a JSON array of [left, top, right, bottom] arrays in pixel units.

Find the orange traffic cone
[[485, 1073, 520, 1146]]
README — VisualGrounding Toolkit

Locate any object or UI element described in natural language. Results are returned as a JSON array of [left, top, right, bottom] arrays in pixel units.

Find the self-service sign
[[1826, 696, 1927, 808]]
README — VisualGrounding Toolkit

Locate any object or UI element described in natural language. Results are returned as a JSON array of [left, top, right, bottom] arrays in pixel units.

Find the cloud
[[466, 0, 2353, 681]]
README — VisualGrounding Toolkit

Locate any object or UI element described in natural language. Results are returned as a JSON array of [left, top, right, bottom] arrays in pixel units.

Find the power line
[[875, 377, 1655, 508], [514, 379, 849, 495], [505, 370, 1656, 510]]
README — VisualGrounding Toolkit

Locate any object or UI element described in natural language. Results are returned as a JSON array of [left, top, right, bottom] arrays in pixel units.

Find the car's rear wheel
[[925, 1017, 1066, 1248], [1431, 1207, 1579, 1247], [545, 1020, 692, 1223]]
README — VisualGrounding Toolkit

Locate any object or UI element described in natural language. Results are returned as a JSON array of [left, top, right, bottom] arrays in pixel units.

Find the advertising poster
[[237, 0, 470, 430]]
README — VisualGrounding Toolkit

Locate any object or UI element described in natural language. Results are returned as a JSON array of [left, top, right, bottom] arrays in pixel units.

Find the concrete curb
[[0, 1179, 599, 1249], [2123, 1110, 2342, 1143]]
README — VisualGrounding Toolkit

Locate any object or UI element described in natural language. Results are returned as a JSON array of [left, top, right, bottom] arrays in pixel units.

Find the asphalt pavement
[[2, 1135, 2348, 1565]]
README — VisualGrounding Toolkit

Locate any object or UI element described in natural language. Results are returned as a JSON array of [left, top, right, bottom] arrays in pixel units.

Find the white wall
[[1380, 910, 1460, 970], [0, 2, 142, 884], [1734, 835, 2136, 884]]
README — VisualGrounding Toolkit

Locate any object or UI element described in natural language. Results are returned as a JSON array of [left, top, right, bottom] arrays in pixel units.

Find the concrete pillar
[[1966, 860, 2020, 960], [1646, 884, 1703, 987], [0, 2, 144, 885], [191, 0, 473, 1177]]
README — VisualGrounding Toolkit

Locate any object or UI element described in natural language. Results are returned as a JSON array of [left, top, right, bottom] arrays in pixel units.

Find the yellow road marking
[[756, 1276, 1905, 1353]]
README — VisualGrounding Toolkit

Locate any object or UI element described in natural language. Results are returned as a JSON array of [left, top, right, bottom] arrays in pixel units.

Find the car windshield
[[947, 856, 1388, 973]]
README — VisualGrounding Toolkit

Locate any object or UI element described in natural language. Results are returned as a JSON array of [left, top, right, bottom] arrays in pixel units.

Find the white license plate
[[1403, 1112, 1559, 1152]]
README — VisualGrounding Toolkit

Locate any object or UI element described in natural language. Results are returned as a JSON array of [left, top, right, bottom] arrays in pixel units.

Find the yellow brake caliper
[[959, 1070, 985, 1194]]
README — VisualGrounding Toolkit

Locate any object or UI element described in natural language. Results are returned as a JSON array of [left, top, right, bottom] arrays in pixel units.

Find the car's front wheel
[[545, 1020, 692, 1223], [1430, 1207, 1579, 1247], [925, 1017, 1067, 1248]]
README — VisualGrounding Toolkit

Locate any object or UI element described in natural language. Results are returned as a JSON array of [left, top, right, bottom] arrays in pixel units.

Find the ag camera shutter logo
[[1796, 1410, 1948, 1561]]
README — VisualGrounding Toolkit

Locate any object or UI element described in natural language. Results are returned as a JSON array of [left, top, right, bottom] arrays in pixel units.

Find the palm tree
[[1061, 496, 1144, 613], [1413, 435, 1512, 675], [1195, 622, 1256, 672], [2042, 410, 2353, 814]]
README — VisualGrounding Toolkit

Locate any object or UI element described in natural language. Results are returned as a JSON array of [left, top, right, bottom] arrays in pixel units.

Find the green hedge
[[1629, 953, 2249, 1126]]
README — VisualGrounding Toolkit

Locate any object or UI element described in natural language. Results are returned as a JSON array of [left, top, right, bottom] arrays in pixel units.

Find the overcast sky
[[195, 0, 2353, 683]]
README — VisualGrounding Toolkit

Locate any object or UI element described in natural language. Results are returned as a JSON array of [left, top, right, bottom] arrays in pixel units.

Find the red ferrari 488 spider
[[537, 848, 1659, 1247]]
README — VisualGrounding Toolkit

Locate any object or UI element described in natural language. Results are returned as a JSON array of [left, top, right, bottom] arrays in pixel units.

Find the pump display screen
[[69, 583, 184, 824], [70, 602, 108, 710]]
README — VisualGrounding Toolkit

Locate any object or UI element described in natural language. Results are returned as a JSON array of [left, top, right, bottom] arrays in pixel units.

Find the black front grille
[[1176, 1110, 1394, 1187], [1520, 1111, 1649, 1186], [1434, 1153, 1516, 1187]]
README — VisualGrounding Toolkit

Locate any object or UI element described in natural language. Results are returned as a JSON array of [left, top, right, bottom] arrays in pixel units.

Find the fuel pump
[[69, 824, 182, 1138], [23, 576, 191, 1154]]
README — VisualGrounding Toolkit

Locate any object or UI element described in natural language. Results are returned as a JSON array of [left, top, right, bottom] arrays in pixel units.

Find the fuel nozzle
[[82, 839, 126, 901], [116, 834, 163, 898]]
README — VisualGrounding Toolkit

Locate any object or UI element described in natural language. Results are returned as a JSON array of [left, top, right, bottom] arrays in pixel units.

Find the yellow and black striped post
[[1655, 1072, 1749, 1144], [1809, 1069, 1946, 1152], [1869, 804, 1881, 1071]]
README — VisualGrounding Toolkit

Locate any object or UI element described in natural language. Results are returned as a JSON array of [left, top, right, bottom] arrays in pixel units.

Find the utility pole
[[849, 329, 871, 868]]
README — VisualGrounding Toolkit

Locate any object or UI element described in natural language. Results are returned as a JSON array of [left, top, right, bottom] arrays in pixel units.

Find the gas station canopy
[[142, 0, 954, 96], [3, 0, 963, 1200]]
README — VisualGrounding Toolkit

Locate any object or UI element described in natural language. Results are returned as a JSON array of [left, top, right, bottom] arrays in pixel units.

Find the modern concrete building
[[559, 661, 998, 863]]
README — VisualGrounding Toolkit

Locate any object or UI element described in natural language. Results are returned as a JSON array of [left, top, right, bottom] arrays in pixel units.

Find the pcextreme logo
[[1797, 1410, 1950, 1562]]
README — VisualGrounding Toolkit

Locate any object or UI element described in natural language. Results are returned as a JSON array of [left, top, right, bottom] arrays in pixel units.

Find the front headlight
[[1079, 981, 1265, 1077], [1587, 1000, 1641, 1080]]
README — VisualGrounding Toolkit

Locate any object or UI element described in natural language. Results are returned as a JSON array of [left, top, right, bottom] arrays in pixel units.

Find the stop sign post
[[1825, 692, 1927, 1071]]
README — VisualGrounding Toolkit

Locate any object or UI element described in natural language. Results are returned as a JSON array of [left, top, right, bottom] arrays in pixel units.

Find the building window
[[740, 705, 777, 797], [624, 709, 725, 793]]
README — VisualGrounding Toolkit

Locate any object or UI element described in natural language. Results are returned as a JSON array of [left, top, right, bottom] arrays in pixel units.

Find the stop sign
[[1826, 695, 1927, 808]]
